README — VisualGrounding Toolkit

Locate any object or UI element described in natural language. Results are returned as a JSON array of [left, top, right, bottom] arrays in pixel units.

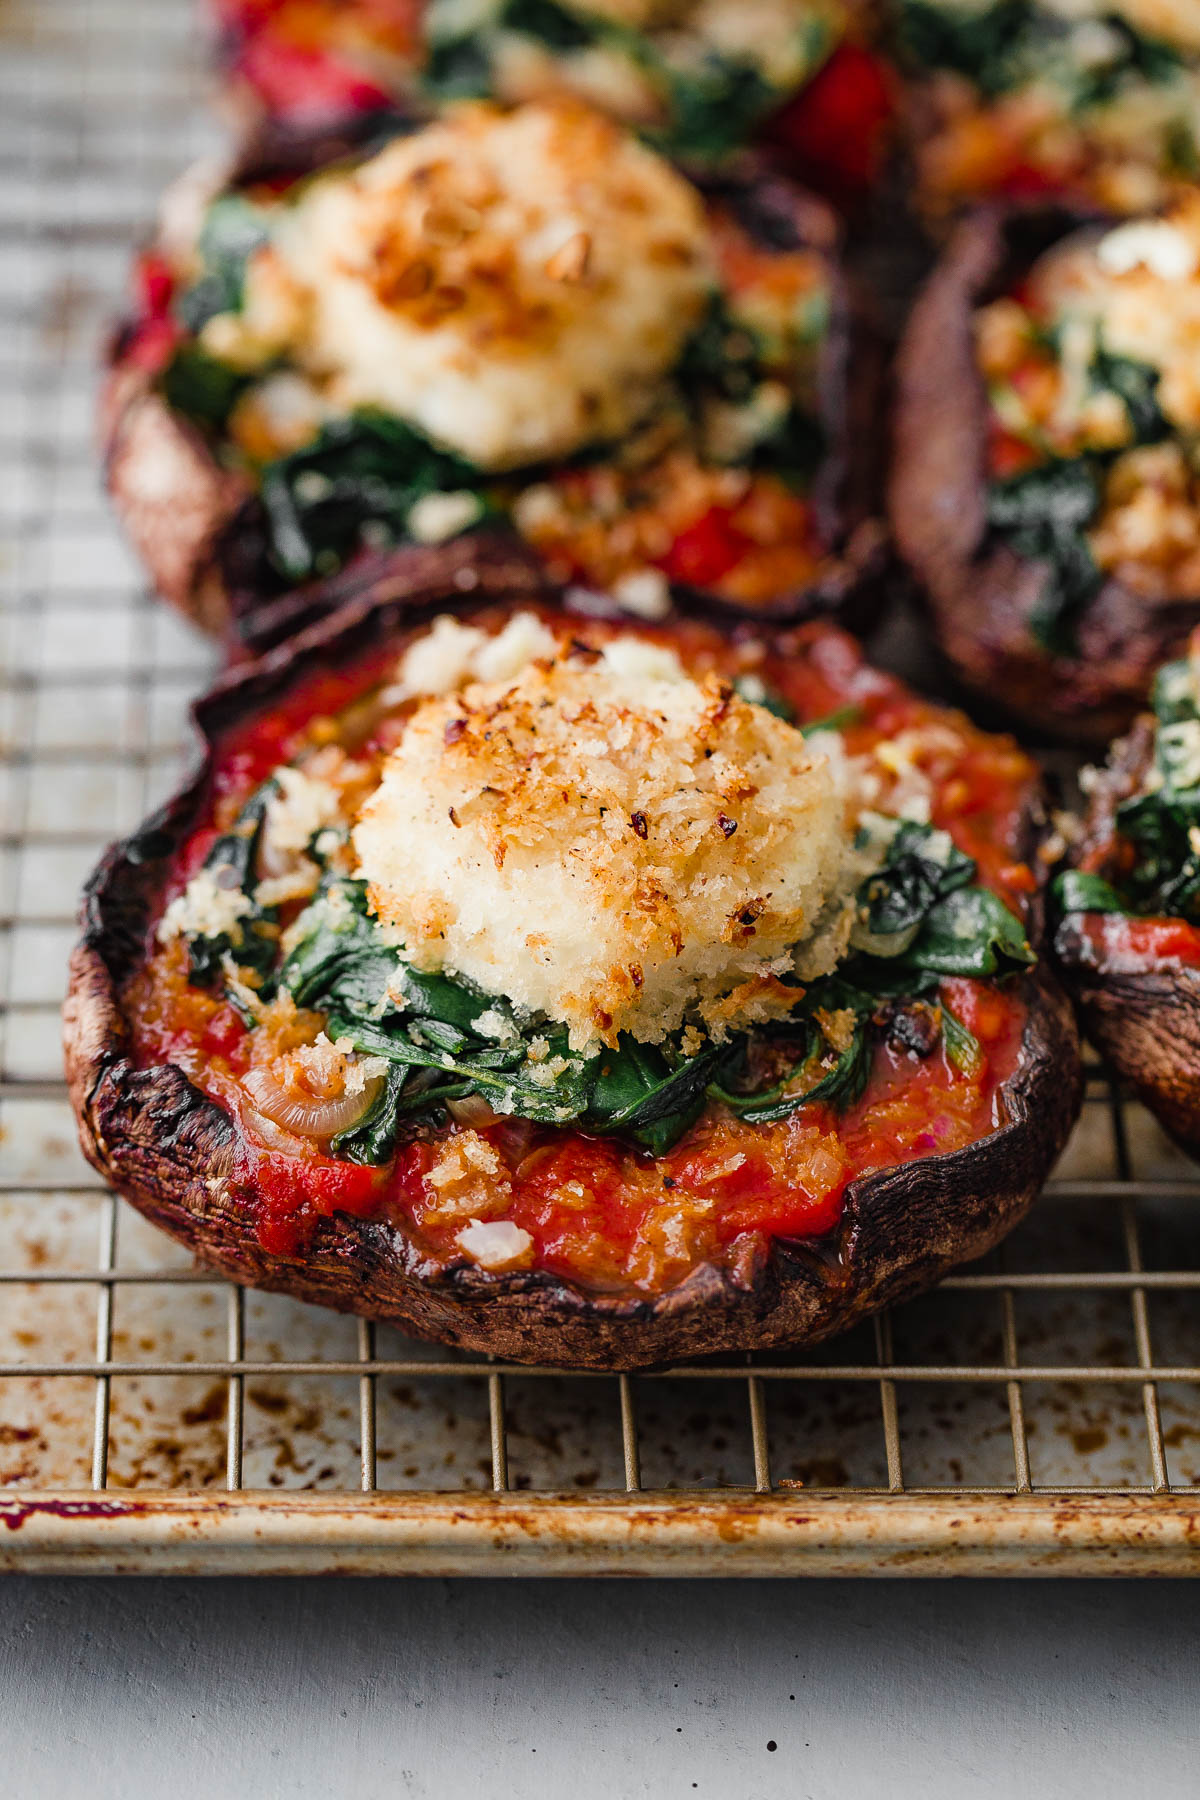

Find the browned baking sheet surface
[[1, 0, 1199, 1574]]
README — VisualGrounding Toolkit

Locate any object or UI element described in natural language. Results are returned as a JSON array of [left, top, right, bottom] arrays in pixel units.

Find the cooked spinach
[[258, 410, 485, 581], [162, 343, 251, 432], [304, 825, 1028, 1154], [896, 0, 1038, 94], [1112, 692, 1200, 916], [175, 195, 270, 336], [182, 792, 1033, 1158], [182, 782, 280, 995], [423, 0, 605, 101], [732, 676, 796, 721], [661, 55, 778, 160], [758, 403, 825, 484], [678, 297, 825, 481], [422, 33, 492, 96], [1054, 869, 1128, 913], [1070, 16, 1184, 109], [889, 882, 1036, 975], [423, 0, 801, 157], [497, 0, 597, 49], [987, 456, 1105, 655], [276, 878, 740, 1153], [859, 821, 974, 941], [1054, 654, 1200, 921], [679, 296, 762, 405], [1089, 348, 1168, 446], [986, 343, 1170, 654], [897, 0, 1184, 106], [711, 826, 1032, 1129]]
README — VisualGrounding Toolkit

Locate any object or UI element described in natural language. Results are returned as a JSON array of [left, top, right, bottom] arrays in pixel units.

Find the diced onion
[[242, 1066, 383, 1141]]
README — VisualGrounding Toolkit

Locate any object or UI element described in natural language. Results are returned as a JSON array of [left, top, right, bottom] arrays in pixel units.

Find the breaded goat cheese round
[[237, 100, 713, 470], [352, 619, 855, 1051]]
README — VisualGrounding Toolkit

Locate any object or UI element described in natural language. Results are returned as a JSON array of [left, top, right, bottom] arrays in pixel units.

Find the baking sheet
[[2, 0, 1200, 1574]]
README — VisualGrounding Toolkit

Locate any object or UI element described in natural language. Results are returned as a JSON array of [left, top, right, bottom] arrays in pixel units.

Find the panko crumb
[[354, 623, 856, 1050]]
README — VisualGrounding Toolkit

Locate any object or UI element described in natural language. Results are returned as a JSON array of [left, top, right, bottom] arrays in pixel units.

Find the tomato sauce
[[125, 614, 1036, 1297], [767, 44, 895, 203], [1061, 910, 1200, 973], [219, 0, 421, 123]]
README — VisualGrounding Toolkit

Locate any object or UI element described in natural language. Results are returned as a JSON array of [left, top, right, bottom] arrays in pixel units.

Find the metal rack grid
[[2, 0, 1200, 1575]]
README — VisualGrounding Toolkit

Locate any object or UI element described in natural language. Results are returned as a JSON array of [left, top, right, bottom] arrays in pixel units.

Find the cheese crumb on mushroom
[[224, 100, 712, 471], [457, 1218, 534, 1271], [1033, 192, 1200, 433], [158, 868, 252, 945], [353, 620, 856, 1051]]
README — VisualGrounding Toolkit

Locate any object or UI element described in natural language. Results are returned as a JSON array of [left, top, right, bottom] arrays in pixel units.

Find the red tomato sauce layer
[[125, 614, 1037, 1298], [1061, 911, 1200, 972]]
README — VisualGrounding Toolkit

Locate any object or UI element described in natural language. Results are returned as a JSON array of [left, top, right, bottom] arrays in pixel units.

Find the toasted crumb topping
[[217, 100, 712, 471], [353, 620, 854, 1050]]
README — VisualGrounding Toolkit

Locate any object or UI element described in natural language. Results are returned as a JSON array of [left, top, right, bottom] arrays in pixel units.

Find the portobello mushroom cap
[[101, 142, 888, 653], [889, 204, 1200, 747], [66, 579, 1080, 1368], [1056, 718, 1200, 1157]]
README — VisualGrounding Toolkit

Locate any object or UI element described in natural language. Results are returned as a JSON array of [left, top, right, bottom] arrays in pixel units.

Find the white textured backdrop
[[3, 1577, 1199, 1798]]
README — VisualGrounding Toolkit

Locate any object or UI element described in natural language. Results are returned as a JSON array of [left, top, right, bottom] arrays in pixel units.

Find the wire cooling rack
[[1, 0, 1200, 1575]]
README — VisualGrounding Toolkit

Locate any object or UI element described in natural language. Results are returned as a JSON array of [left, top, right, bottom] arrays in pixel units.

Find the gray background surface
[[3, 1576, 1198, 1798]]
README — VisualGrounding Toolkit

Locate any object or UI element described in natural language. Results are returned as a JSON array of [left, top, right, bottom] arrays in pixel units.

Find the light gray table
[[3, 1578, 1197, 1798]]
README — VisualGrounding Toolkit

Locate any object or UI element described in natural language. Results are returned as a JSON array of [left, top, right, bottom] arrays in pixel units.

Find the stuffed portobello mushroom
[[891, 194, 1200, 745], [65, 585, 1080, 1369], [212, 0, 424, 140], [893, 0, 1200, 225], [211, 0, 893, 187], [1056, 630, 1200, 1156], [105, 98, 884, 651]]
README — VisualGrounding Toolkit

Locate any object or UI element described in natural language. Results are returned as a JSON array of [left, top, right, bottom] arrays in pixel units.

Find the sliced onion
[[848, 921, 919, 960], [242, 1107, 313, 1156], [446, 1094, 503, 1129], [242, 1066, 383, 1141]]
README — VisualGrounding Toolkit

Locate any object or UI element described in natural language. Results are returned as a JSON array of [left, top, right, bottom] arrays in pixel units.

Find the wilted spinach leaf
[[500, 0, 597, 49], [896, 0, 1036, 94], [162, 344, 250, 431], [175, 195, 270, 335], [860, 821, 975, 940], [987, 456, 1104, 655], [662, 55, 778, 159], [182, 781, 280, 993], [259, 410, 484, 581], [1053, 869, 1129, 913], [1089, 347, 1168, 446]]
